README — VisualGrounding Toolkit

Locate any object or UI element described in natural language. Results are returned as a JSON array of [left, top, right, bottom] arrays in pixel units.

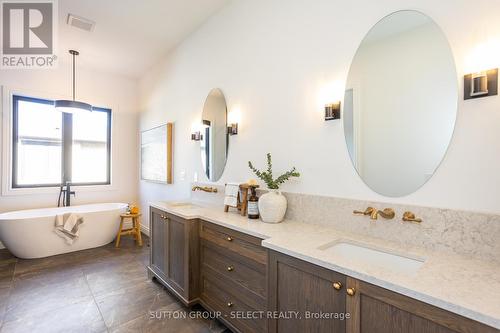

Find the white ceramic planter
[[258, 190, 287, 223]]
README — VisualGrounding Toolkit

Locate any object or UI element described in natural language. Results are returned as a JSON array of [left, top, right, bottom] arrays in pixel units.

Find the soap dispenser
[[248, 186, 259, 219]]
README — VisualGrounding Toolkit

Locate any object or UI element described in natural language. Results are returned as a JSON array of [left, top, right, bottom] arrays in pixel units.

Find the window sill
[[1, 183, 117, 196]]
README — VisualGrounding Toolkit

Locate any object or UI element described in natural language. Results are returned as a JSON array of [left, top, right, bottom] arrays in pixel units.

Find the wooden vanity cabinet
[[268, 250, 347, 333], [199, 221, 268, 333], [148, 207, 200, 306], [148, 208, 497, 333], [345, 277, 498, 333], [269, 250, 498, 333]]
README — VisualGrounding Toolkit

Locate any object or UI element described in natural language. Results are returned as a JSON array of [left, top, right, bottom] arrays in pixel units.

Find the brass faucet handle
[[402, 211, 422, 223], [353, 207, 375, 216], [378, 208, 395, 220]]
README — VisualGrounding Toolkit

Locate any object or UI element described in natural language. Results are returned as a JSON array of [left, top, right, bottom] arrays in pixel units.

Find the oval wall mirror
[[343, 10, 457, 197], [200, 88, 228, 181]]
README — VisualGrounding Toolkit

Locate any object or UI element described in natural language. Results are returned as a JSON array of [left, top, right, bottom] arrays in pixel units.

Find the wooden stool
[[115, 213, 143, 247]]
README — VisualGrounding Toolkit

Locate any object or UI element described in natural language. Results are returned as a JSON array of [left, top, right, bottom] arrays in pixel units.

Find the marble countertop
[[150, 200, 500, 329]]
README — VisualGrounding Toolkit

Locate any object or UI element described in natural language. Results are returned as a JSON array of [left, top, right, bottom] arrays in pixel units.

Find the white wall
[[139, 0, 500, 224], [346, 19, 457, 197], [0, 65, 140, 214]]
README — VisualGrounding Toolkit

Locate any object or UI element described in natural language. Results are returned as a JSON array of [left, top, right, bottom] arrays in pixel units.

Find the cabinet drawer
[[201, 242, 266, 300], [201, 274, 267, 333], [200, 221, 267, 265]]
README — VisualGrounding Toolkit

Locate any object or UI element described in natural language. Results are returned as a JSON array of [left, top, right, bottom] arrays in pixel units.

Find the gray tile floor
[[0, 236, 230, 333]]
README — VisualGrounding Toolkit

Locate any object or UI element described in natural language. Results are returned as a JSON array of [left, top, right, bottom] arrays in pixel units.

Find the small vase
[[258, 190, 287, 223]]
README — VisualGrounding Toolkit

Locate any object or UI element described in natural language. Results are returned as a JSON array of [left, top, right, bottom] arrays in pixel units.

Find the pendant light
[[54, 50, 92, 113]]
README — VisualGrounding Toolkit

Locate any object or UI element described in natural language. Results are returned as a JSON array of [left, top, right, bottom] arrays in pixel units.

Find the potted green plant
[[248, 153, 300, 223]]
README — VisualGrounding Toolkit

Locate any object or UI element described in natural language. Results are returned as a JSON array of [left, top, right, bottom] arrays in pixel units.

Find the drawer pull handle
[[227, 302, 233, 307], [227, 266, 234, 272], [333, 281, 342, 290], [226, 236, 233, 241], [346, 288, 356, 296]]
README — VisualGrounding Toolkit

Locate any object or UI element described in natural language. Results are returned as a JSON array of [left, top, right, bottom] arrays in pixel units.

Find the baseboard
[[141, 224, 150, 237]]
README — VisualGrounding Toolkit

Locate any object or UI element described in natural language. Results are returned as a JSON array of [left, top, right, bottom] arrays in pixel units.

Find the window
[[12, 95, 111, 188]]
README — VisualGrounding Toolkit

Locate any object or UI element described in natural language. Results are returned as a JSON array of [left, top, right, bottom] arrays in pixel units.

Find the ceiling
[[58, 0, 231, 79]]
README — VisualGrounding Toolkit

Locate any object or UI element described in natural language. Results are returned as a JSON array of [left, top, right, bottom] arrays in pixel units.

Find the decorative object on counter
[[353, 207, 395, 220], [248, 153, 300, 223], [247, 186, 259, 219], [325, 102, 341, 120], [224, 183, 260, 216], [402, 211, 422, 223], [141, 123, 173, 184], [464, 68, 497, 100], [192, 185, 218, 193], [115, 213, 142, 248]]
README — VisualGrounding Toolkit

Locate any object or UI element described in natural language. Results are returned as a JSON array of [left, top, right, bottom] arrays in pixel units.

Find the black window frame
[[12, 95, 112, 189]]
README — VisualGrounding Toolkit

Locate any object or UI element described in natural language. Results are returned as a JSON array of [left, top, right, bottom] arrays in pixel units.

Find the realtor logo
[[1, 0, 57, 68]]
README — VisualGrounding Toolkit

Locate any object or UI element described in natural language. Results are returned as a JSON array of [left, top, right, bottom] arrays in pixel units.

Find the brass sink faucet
[[353, 207, 395, 220], [192, 186, 218, 193]]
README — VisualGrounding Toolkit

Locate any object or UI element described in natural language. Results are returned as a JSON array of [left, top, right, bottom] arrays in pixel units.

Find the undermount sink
[[168, 202, 200, 209], [318, 240, 425, 275]]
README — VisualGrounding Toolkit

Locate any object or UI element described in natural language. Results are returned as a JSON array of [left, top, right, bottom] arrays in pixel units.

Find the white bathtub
[[0, 203, 127, 259]]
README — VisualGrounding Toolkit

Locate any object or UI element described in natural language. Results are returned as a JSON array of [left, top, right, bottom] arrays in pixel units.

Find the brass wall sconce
[[464, 68, 498, 100], [228, 123, 238, 135], [325, 102, 341, 121], [191, 131, 203, 141]]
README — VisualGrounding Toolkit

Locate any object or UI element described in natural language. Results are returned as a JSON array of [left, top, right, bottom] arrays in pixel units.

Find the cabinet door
[[150, 209, 168, 280], [167, 215, 186, 295], [269, 251, 346, 333], [345, 277, 497, 333]]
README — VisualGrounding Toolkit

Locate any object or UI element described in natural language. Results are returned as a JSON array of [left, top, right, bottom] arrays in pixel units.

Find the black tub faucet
[[58, 182, 76, 207]]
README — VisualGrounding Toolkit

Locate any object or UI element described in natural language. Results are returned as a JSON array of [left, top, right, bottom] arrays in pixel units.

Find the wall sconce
[[325, 102, 341, 121], [191, 121, 204, 141], [228, 106, 241, 136], [191, 131, 203, 141], [464, 68, 498, 100], [228, 123, 238, 135]]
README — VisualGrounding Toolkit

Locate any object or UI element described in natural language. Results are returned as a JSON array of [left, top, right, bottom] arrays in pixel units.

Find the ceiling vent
[[67, 14, 95, 32]]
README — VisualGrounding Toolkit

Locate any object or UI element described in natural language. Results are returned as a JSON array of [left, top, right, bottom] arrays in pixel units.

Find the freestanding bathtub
[[0, 203, 127, 259]]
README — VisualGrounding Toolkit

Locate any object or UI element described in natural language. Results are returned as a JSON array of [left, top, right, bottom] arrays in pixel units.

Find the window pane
[[71, 110, 109, 183], [16, 99, 62, 186]]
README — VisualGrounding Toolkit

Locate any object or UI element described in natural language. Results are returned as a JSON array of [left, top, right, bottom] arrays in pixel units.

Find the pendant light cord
[[72, 51, 76, 101]]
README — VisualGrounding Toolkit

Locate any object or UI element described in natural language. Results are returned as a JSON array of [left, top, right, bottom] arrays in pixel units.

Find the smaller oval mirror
[[200, 88, 228, 181]]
